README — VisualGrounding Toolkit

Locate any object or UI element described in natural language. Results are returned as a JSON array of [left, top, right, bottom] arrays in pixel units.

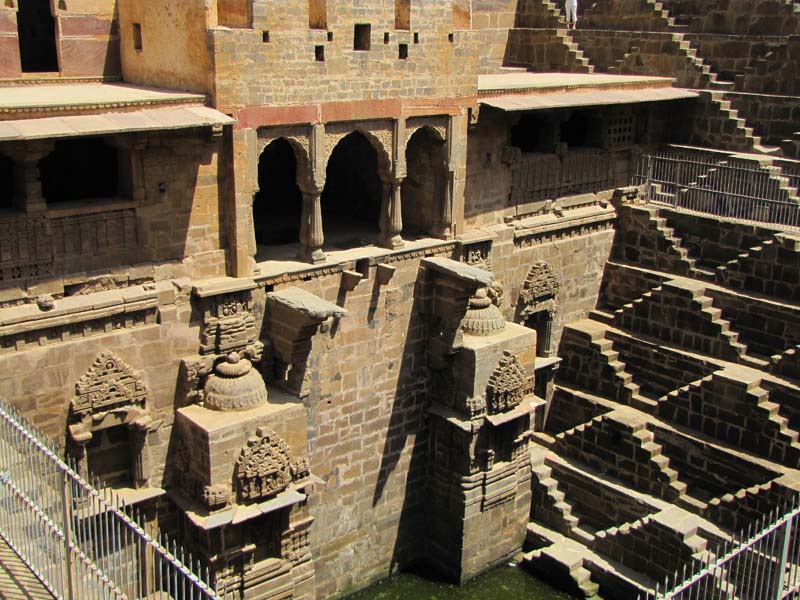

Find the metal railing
[[640, 495, 800, 600], [0, 399, 226, 600], [633, 153, 800, 230]]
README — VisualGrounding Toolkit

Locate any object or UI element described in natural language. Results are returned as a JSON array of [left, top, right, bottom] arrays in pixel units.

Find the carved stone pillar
[[68, 430, 92, 480], [433, 171, 454, 240], [128, 417, 153, 489], [298, 191, 326, 264], [379, 179, 404, 250], [541, 308, 557, 358], [6, 142, 51, 212]]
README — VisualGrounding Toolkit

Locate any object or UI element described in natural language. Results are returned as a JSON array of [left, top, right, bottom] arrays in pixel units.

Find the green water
[[348, 564, 574, 600]]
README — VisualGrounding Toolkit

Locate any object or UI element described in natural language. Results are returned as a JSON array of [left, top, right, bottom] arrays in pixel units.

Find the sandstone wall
[[119, 0, 213, 94], [208, 0, 478, 112]]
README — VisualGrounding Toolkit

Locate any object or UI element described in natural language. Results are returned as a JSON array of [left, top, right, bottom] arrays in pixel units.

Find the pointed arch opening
[[322, 132, 383, 249], [253, 138, 303, 248], [17, 0, 59, 73], [402, 127, 447, 238]]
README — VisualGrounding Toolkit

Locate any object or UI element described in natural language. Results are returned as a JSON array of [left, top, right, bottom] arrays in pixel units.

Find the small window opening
[[262, 30, 271, 43], [327, 31, 334, 41], [132, 24, 143, 51], [413, 32, 420, 44], [398, 43, 408, 59], [17, 0, 59, 72], [448, 33, 454, 42], [384, 32, 390, 44], [40, 138, 119, 204], [0, 154, 14, 211], [315, 45, 325, 61], [395, 0, 411, 30], [354, 24, 371, 51], [309, 0, 327, 29]]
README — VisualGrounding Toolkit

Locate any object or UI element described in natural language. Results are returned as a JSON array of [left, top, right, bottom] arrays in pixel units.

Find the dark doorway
[[40, 138, 118, 203], [511, 113, 556, 153], [17, 0, 59, 73], [560, 111, 602, 148], [525, 309, 553, 358], [322, 132, 382, 248], [86, 426, 133, 488], [0, 154, 14, 211], [403, 128, 446, 237], [253, 138, 303, 246]]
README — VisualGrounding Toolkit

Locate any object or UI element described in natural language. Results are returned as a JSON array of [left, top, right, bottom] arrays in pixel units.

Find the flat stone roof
[[477, 72, 698, 111], [0, 83, 207, 118]]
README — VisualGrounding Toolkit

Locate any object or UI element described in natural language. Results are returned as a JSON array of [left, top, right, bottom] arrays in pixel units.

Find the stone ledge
[[267, 287, 349, 321], [422, 257, 494, 287]]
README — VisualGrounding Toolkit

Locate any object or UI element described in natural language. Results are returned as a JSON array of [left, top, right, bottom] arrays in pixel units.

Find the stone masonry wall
[[716, 233, 800, 303], [251, 256, 434, 598], [209, 0, 478, 111], [592, 512, 706, 583], [0, 280, 198, 488]]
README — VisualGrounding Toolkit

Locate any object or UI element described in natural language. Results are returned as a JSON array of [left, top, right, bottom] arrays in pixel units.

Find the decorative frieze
[[236, 427, 294, 503], [71, 351, 149, 418], [486, 352, 526, 414]]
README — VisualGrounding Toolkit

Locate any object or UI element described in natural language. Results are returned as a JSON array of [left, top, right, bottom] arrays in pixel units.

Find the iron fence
[[0, 399, 227, 600], [640, 495, 800, 600], [633, 153, 800, 230]]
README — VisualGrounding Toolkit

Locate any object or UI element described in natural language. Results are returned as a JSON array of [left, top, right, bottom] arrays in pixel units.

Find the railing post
[[645, 154, 653, 203], [60, 469, 76, 600], [775, 515, 793, 600]]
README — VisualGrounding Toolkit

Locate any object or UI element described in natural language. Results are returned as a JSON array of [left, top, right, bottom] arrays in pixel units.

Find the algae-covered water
[[348, 564, 574, 600]]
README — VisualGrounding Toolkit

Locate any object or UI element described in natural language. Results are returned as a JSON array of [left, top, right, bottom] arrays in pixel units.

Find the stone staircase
[[658, 369, 800, 466], [715, 233, 800, 302], [552, 411, 688, 501], [613, 279, 749, 362], [531, 453, 582, 535], [506, 28, 596, 73]]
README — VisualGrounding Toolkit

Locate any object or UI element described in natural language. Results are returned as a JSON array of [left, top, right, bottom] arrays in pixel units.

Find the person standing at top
[[565, 0, 578, 29]]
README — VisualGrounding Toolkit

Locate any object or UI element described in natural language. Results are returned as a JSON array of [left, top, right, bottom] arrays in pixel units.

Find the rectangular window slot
[[448, 33, 454, 43], [399, 43, 408, 60], [384, 32, 390, 44], [413, 32, 419, 44], [315, 45, 325, 61], [132, 23, 143, 51], [262, 30, 270, 43], [327, 31, 334, 41], [354, 23, 371, 51]]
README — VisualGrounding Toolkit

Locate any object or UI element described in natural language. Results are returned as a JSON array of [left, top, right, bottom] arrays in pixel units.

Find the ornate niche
[[236, 428, 295, 503], [518, 261, 560, 357], [486, 351, 526, 414], [68, 352, 154, 489]]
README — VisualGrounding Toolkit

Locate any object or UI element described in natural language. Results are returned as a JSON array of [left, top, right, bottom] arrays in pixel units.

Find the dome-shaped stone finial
[[203, 352, 268, 412], [462, 287, 506, 336]]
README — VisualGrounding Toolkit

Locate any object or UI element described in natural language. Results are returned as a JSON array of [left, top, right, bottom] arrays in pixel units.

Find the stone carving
[[203, 352, 269, 412], [200, 290, 258, 356], [522, 262, 560, 302], [36, 294, 55, 311], [486, 352, 526, 414], [236, 428, 293, 502], [462, 285, 506, 336], [290, 457, 311, 481], [202, 484, 231, 511], [71, 351, 149, 417], [462, 240, 492, 268]]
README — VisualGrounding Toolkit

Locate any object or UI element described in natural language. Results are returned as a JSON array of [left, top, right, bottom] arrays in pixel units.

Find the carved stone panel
[[486, 352, 526, 414], [236, 428, 293, 503], [519, 261, 560, 320], [71, 351, 149, 418], [200, 290, 258, 356]]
